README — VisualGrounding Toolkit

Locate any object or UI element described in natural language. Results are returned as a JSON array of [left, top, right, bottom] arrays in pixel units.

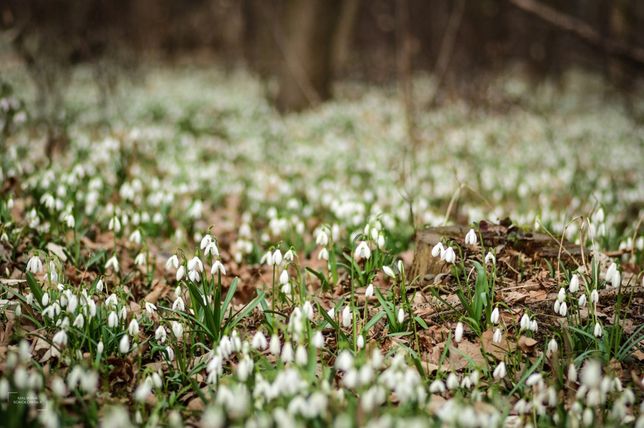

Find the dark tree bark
[[276, 0, 343, 112]]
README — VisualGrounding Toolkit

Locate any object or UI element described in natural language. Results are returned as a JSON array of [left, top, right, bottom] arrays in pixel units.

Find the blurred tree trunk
[[332, 0, 360, 74], [607, 0, 628, 87], [276, 0, 343, 112]]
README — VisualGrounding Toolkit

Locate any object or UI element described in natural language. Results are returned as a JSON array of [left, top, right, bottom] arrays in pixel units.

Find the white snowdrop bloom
[[64, 213, 75, 228], [605, 262, 617, 283], [151, 372, 162, 389], [200, 234, 212, 251], [237, 357, 253, 381], [526, 373, 543, 387], [295, 345, 308, 365], [53, 330, 68, 346], [578, 294, 587, 307], [529, 320, 538, 332], [155, 326, 167, 343], [72, 314, 84, 329], [354, 241, 371, 260], [327, 307, 335, 319], [312, 331, 325, 349], [165, 255, 179, 271], [105, 256, 119, 273], [318, 247, 329, 260], [342, 306, 352, 328], [128, 319, 139, 336], [547, 338, 558, 355], [119, 334, 130, 354], [108, 216, 121, 233], [80, 371, 98, 394], [269, 335, 281, 355], [281, 342, 294, 363], [490, 307, 500, 324], [188, 269, 201, 282], [283, 249, 295, 262], [492, 361, 507, 380], [145, 301, 157, 314], [446, 373, 459, 390], [464, 229, 477, 245], [260, 251, 273, 266], [382, 266, 395, 278], [559, 301, 568, 317], [365, 284, 374, 298], [370, 348, 383, 369], [272, 249, 283, 266], [134, 253, 146, 266], [252, 331, 267, 350], [172, 297, 185, 311], [205, 242, 220, 257], [97, 341, 104, 355], [594, 322, 603, 338], [485, 251, 496, 265], [165, 346, 174, 361], [95, 279, 104, 293], [429, 380, 446, 394], [302, 301, 314, 320], [568, 365, 577, 385], [14, 366, 29, 389], [335, 350, 354, 371], [176, 265, 186, 281], [377, 233, 385, 250], [569, 274, 580, 293], [105, 293, 119, 307], [431, 242, 444, 258], [581, 360, 601, 388], [134, 378, 152, 402], [315, 230, 329, 246], [343, 368, 359, 389], [454, 322, 464, 343], [129, 230, 142, 245], [610, 270, 621, 288], [590, 289, 599, 304], [26, 255, 43, 274], [493, 328, 503, 344], [108, 311, 118, 328], [397, 307, 405, 324], [171, 322, 183, 339], [442, 247, 456, 264], [280, 282, 291, 295], [187, 257, 203, 273], [520, 313, 531, 331], [42, 292, 50, 307], [210, 261, 226, 275], [279, 269, 289, 285], [51, 376, 67, 397], [357, 335, 365, 350]]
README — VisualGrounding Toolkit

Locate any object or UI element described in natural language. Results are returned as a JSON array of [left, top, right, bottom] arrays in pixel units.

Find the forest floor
[[0, 65, 643, 427]]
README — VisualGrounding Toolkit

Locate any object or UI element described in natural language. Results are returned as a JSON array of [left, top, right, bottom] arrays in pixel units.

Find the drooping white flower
[[382, 266, 395, 278], [134, 253, 146, 266], [493, 328, 503, 344], [145, 301, 157, 314], [108, 311, 119, 328], [26, 255, 44, 274], [210, 261, 226, 275], [342, 306, 352, 328], [590, 289, 599, 304], [272, 250, 283, 266], [493, 362, 507, 380], [312, 331, 325, 348], [129, 230, 142, 245], [105, 256, 119, 273], [485, 251, 496, 265], [593, 322, 603, 338], [171, 321, 184, 339], [357, 335, 365, 350], [119, 334, 130, 354], [397, 307, 405, 324], [269, 335, 281, 355], [165, 255, 180, 271], [318, 247, 329, 260], [187, 257, 203, 273], [354, 241, 371, 261], [281, 342, 293, 363], [442, 247, 456, 264], [569, 274, 580, 293], [490, 307, 500, 324], [134, 378, 152, 402], [464, 229, 477, 246], [365, 284, 374, 298], [547, 338, 558, 355], [315, 230, 329, 246], [155, 326, 167, 343], [128, 319, 139, 336], [252, 331, 267, 350], [200, 234, 213, 251], [429, 380, 446, 393], [53, 330, 68, 347], [431, 242, 444, 258], [454, 322, 464, 343]]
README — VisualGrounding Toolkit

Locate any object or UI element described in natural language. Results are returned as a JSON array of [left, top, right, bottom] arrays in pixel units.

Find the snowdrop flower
[[119, 334, 130, 354], [327, 307, 335, 319], [210, 261, 226, 275], [105, 256, 119, 272], [72, 313, 84, 329], [383, 266, 395, 279], [315, 230, 329, 246], [485, 251, 496, 265], [578, 294, 587, 307], [26, 255, 43, 274], [281, 342, 293, 363], [134, 379, 152, 402], [520, 313, 531, 331], [145, 301, 157, 314], [454, 322, 464, 343], [342, 306, 352, 328], [269, 335, 281, 355], [129, 230, 142, 245], [295, 345, 308, 365], [165, 255, 179, 271], [318, 247, 329, 260], [429, 380, 446, 394], [357, 335, 365, 350], [590, 289, 599, 304], [155, 326, 167, 343], [446, 373, 459, 390], [464, 229, 477, 245], [547, 338, 558, 355], [605, 263, 617, 283], [200, 235, 213, 251], [365, 284, 374, 298], [53, 330, 68, 347], [252, 331, 267, 350], [493, 328, 503, 344], [594, 322, 603, 338], [134, 253, 146, 266], [108, 311, 119, 328], [493, 362, 507, 380], [204, 242, 219, 258], [354, 241, 371, 260], [529, 320, 538, 332], [260, 251, 273, 266], [431, 242, 444, 258], [581, 360, 601, 388], [97, 341, 104, 356], [302, 301, 314, 320], [568, 364, 577, 383], [312, 331, 325, 348], [171, 322, 184, 339], [442, 247, 456, 263], [165, 346, 174, 361], [272, 249, 283, 266], [397, 307, 405, 324], [108, 216, 121, 233], [128, 319, 139, 336], [95, 279, 104, 293], [490, 307, 500, 324], [42, 292, 50, 307], [279, 269, 289, 285], [610, 270, 621, 288], [176, 265, 186, 281], [558, 301, 568, 317], [335, 350, 353, 371], [172, 297, 185, 311], [188, 269, 200, 282], [64, 214, 75, 228], [569, 274, 580, 293], [187, 257, 203, 273]]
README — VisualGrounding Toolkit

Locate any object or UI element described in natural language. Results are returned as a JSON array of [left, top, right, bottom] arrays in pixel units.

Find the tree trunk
[[276, 0, 343, 112]]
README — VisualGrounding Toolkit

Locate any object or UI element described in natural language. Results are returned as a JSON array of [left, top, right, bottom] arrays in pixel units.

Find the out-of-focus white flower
[[129, 230, 142, 245], [383, 266, 395, 278], [166, 255, 179, 271], [134, 253, 146, 266], [318, 247, 329, 260], [397, 307, 405, 324], [493, 362, 507, 380], [342, 306, 352, 328], [26, 255, 43, 274], [454, 322, 464, 343], [105, 256, 119, 273], [119, 334, 130, 354], [365, 284, 374, 298], [569, 274, 580, 293], [269, 335, 281, 355], [272, 250, 283, 266], [493, 328, 503, 344], [252, 331, 267, 350], [357, 335, 365, 350], [312, 331, 325, 348]]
